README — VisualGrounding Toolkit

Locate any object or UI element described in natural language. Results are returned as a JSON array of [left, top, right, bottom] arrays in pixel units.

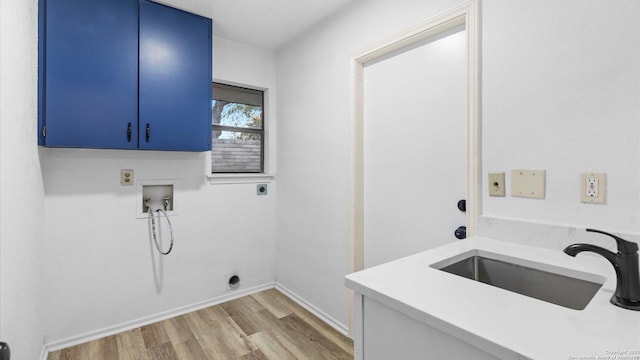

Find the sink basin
[[434, 254, 603, 310]]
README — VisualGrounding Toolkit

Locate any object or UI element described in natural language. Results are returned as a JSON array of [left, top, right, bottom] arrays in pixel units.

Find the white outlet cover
[[581, 173, 606, 204]]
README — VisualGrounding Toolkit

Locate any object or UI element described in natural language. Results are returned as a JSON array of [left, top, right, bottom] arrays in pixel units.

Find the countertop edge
[[345, 276, 529, 359]]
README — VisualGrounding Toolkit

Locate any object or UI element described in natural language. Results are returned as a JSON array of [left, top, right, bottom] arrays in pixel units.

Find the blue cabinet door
[[139, 0, 212, 151], [42, 0, 139, 149]]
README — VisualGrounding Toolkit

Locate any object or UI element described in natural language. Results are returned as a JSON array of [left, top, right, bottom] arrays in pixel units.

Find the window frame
[[211, 82, 265, 174], [207, 81, 273, 184]]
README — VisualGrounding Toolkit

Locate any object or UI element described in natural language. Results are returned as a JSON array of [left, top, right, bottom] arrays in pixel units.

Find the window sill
[[207, 173, 275, 185]]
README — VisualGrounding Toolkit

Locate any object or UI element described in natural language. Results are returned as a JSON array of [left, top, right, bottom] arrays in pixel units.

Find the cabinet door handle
[[127, 122, 132, 142], [146, 123, 150, 143]]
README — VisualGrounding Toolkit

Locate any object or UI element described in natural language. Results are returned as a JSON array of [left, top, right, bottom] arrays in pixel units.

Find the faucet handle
[[586, 228, 639, 254]]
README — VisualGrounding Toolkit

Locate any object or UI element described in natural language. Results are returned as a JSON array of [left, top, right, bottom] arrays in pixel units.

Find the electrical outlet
[[581, 173, 606, 204], [586, 178, 598, 197], [120, 169, 134, 186]]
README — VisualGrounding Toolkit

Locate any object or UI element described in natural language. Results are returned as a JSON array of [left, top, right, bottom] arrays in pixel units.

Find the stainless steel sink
[[436, 255, 603, 310]]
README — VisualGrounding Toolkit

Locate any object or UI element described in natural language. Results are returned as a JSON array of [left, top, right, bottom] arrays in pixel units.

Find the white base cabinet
[[354, 294, 500, 360]]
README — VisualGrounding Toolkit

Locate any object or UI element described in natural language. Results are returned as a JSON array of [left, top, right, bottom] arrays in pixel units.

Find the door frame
[[348, 0, 480, 332]]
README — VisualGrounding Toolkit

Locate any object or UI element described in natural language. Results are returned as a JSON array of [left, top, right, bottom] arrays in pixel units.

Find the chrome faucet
[[563, 228, 640, 311]]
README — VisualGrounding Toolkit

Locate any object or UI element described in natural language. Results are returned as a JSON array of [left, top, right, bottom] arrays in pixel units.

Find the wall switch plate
[[511, 170, 546, 199], [488, 172, 506, 197], [581, 173, 606, 204], [120, 169, 134, 186]]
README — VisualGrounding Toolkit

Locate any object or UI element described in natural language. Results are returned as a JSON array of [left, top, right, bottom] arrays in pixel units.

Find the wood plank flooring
[[47, 289, 354, 360]]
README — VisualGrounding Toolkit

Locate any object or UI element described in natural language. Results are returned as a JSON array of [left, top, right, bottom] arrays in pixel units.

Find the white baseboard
[[275, 283, 349, 336], [43, 282, 275, 353]]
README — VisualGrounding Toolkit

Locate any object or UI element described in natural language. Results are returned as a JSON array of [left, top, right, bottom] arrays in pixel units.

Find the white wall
[[0, 0, 45, 358], [480, 0, 640, 241], [42, 36, 278, 345], [275, 0, 640, 330]]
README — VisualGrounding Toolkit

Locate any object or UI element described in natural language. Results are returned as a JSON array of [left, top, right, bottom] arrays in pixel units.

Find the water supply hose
[[149, 207, 174, 255]]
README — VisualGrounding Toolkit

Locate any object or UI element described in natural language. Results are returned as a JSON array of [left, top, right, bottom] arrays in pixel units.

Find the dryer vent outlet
[[227, 274, 240, 290]]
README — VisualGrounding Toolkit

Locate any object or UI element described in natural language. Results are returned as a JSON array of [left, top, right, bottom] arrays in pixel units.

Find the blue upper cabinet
[[139, 0, 212, 151], [39, 0, 212, 151], [40, 0, 139, 149]]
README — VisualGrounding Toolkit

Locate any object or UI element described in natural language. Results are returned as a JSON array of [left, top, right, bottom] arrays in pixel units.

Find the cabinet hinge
[[42, 126, 46, 137]]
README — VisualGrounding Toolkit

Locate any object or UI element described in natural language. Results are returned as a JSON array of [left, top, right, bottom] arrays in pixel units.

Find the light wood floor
[[48, 289, 354, 360]]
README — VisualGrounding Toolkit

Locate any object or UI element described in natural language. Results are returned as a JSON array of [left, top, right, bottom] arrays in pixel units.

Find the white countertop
[[345, 237, 640, 360]]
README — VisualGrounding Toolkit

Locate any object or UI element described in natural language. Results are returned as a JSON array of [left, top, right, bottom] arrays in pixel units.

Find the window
[[211, 83, 264, 173]]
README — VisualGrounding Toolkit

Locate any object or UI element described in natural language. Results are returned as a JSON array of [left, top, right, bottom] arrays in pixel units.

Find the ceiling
[[154, 0, 354, 51]]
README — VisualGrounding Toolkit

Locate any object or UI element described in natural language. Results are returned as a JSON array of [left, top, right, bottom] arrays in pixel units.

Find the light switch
[[488, 172, 505, 197], [511, 170, 545, 199]]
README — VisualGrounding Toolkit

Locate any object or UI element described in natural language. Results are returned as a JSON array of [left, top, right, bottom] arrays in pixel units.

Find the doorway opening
[[349, 0, 480, 333]]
